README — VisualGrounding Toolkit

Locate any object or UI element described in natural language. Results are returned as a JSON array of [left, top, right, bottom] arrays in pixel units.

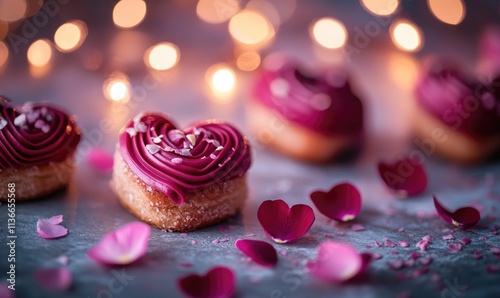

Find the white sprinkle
[[232, 147, 235, 151], [210, 153, 217, 159], [186, 134, 196, 146], [152, 136, 163, 143], [125, 127, 137, 137], [135, 122, 147, 133], [205, 139, 220, 147], [34, 119, 45, 129], [201, 156, 206, 159], [177, 148, 192, 156], [26, 110, 40, 124], [163, 145, 174, 152], [41, 125, 50, 133], [270, 78, 290, 98], [146, 144, 161, 154], [215, 146, 223, 151], [0, 118, 6, 130], [171, 158, 182, 164], [14, 114, 26, 127]]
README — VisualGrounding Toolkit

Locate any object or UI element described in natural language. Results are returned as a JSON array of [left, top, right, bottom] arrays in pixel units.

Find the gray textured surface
[[1, 1, 500, 298]]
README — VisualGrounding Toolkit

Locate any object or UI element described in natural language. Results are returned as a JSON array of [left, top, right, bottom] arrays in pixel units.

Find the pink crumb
[[448, 244, 462, 252], [191, 240, 197, 245], [459, 238, 471, 245], [398, 241, 410, 247], [442, 234, 454, 240], [351, 224, 365, 231], [398, 227, 405, 232]]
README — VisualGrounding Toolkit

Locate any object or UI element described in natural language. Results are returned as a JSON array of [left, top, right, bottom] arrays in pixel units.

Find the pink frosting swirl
[[118, 112, 252, 205], [416, 61, 500, 138], [0, 101, 81, 170], [252, 57, 364, 136]]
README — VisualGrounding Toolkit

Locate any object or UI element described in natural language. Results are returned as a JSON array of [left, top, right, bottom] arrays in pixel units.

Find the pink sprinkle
[[57, 255, 69, 266], [351, 224, 365, 231], [180, 233, 188, 237], [486, 265, 499, 273], [412, 267, 429, 277], [371, 240, 383, 247], [416, 240, 430, 251], [389, 259, 404, 270], [473, 251, 483, 259], [212, 239, 220, 244], [398, 227, 405, 232], [420, 256, 433, 265], [410, 252, 420, 259], [491, 247, 500, 254], [448, 243, 462, 252], [422, 235, 432, 241], [191, 240, 197, 245], [372, 253, 383, 260], [442, 234, 454, 240], [398, 241, 410, 247], [384, 238, 396, 247], [180, 263, 193, 268], [171, 158, 183, 164], [459, 238, 471, 245], [279, 250, 287, 256]]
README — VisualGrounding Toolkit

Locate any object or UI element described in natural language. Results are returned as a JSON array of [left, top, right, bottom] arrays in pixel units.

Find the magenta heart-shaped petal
[[433, 196, 480, 229], [177, 266, 235, 298], [34, 268, 72, 291], [306, 241, 370, 283], [235, 239, 278, 267], [257, 199, 315, 244], [378, 158, 428, 197], [37, 216, 68, 239], [87, 222, 151, 266], [310, 182, 362, 222], [86, 147, 114, 172]]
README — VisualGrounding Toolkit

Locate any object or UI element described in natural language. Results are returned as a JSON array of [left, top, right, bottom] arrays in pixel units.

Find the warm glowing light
[[205, 64, 237, 102], [388, 52, 420, 88], [360, 0, 399, 16], [311, 18, 347, 49], [236, 51, 261, 71], [391, 20, 423, 52], [229, 9, 274, 46], [27, 39, 52, 67], [0, 41, 8, 69], [196, 0, 239, 24], [427, 0, 465, 25], [0, 0, 27, 22], [113, 0, 147, 29], [144, 42, 179, 71], [54, 20, 87, 53], [103, 73, 131, 103]]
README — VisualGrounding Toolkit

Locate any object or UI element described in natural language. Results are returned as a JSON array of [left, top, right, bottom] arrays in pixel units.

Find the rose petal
[[177, 266, 235, 298], [388, 259, 404, 270], [310, 182, 362, 222], [433, 196, 481, 229], [87, 222, 150, 266], [257, 199, 315, 244], [37, 218, 68, 239], [86, 147, 114, 172], [377, 158, 428, 197], [448, 243, 462, 252], [459, 238, 471, 245], [306, 241, 369, 283], [235, 239, 278, 267], [34, 268, 72, 291]]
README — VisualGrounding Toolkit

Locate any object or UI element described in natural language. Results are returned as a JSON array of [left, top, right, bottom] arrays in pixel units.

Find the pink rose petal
[[388, 259, 404, 270], [34, 268, 72, 291], [442, 234, 455, 240], [257, 199, 315, 244], [87, 222, 150, 266], [377, 158, 428, 197], [459, 238, 471, 245], [86, 147, 114, 172], [420, 256, 433, 265], [433, 196, 481, 229], [309, 182, 362, 222], [306, 241, 370, 283], [398, 241, 410, 247], [448, 243, 462, 252], [178, 266, 235, 298], [235, 239, 278, 267], [416, 239, 430, 251], [37, 216, 68, 239]]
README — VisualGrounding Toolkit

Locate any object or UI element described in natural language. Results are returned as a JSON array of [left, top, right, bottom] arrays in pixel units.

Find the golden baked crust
[[110, 152, 248, 232], [0, 157, 76, 201], [247, 101, 359, 163]]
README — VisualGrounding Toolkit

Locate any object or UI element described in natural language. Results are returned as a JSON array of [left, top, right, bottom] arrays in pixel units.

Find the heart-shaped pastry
[[0, 99, 81, 200], [111, 112, 252, 231]]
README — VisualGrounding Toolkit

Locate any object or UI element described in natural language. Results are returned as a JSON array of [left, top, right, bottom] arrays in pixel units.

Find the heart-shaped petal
[[306, 241, 370, 283], [378, 158, 428, 197], [177, 266, 235, 298], [118, 112, 251, 204], [34, 268, 72, 291], [310, 182, 362, 222], [257, 199, 315, 244], [37, 216, 68, 239], [433, 196, 480, 229], [87, 222, 151, 266], [235, 239, 278, 267], [86, 147, 114, 172]]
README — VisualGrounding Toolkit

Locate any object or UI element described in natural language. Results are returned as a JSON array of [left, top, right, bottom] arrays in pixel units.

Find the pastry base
[[110, 152, 248, 232], [0, 157, 76, 201]]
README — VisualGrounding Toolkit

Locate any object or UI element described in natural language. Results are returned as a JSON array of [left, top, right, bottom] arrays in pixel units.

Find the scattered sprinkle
[[442, 234, 455, 240], [171, 158, 183, 164], [125, 127, 137, 137], [416, 239, 430, 251], [351, 224, 365, 231], [448, 243, 462, 252], [398, 241, 410, 247], [384, 238, 396, 247], [146, 144, 161, 154], [459, 238, 471, 245]]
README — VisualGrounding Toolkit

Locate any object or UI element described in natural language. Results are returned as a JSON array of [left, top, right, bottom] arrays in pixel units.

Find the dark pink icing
[[0, 101, 81, 170], [415, 61, 500, 138], [118, 112, 252, 205], [252, 57, 364, 136]]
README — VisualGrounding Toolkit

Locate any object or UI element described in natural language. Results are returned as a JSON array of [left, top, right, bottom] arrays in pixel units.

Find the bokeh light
[[427, 0, 465, 25], [360, 0, 399, 16], [0, 41, 8, 69], [0, 0, 27, 22], [205, 64, 237, 102], [229, 9, 274, 46], [390, 20, 423, 52], [27, 39, 52, 67], [24, 0, 43, 17], [103, 73, 131, 103], [54, 20, 88, 53], [246, 0, 281, 27], [144, 42, 180, 71], [196, 0, 239, 24], [113, 0, 147, 29], [236, 51, 261, 71], [311, 17, 347, 49]]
